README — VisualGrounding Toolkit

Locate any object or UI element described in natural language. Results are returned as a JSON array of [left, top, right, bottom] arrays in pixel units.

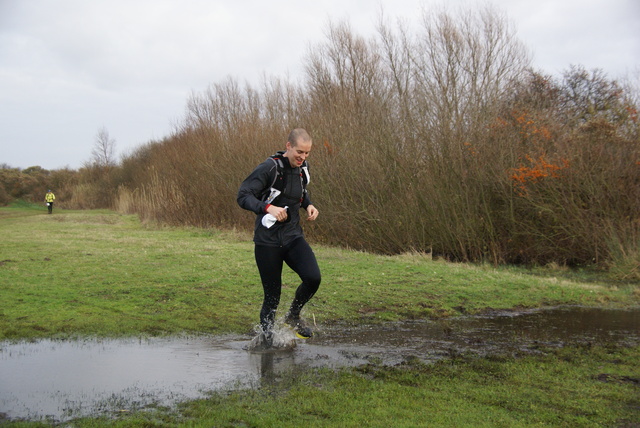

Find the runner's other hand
[[306, 205, 319, 221]]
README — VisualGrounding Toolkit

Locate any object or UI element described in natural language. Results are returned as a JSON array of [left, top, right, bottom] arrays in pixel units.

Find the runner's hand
[[267, 205, 288, 222], [306, 205, 319, 221]]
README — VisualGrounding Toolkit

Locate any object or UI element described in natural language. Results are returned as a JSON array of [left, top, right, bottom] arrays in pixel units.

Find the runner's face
[[285, 140, 312, 167]]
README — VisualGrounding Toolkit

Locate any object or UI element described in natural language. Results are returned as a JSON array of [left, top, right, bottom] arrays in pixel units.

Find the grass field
[[1, 203, 639, 426]]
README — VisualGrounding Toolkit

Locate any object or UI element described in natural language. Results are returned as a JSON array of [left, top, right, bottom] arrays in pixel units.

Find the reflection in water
[[254, 352, 292, 384], [1, 306, 638, 422]]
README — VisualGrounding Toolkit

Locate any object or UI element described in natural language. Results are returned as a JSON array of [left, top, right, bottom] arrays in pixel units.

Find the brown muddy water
[[1, 306, 638, 423]]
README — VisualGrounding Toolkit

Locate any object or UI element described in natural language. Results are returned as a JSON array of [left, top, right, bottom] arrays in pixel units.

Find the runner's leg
[[254, 245, 284, 331], [284, 238, 321, 318]]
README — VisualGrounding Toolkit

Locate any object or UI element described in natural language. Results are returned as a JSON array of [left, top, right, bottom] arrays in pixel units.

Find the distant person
[[237, 128, 321, 347], [45, 190, 55, 214]]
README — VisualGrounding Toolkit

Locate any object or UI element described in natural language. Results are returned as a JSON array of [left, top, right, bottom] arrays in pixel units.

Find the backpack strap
[[265, 153, 310, 203], [301, 164, 310, 186], [268, 156, 285, 189], [260, 155, 285, 203]]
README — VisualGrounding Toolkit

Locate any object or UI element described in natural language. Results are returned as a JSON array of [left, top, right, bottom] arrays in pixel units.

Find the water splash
[[245, 322, 297, 353]]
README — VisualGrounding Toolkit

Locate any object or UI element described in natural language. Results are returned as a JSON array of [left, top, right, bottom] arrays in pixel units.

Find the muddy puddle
[[1, 306, 638, 422]]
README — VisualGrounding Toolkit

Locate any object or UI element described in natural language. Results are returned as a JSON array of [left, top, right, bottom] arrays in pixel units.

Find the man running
[[237, 128, 321, 345]]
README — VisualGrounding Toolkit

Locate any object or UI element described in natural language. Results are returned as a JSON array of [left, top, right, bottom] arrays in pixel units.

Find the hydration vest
[[263, 151, 310, 205]]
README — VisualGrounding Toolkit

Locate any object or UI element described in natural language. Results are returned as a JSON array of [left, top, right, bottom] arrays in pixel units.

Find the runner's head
[[285, 128, 312, 167]]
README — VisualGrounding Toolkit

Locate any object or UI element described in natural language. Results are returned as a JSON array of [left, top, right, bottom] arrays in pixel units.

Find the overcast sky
[[1, 0, 638, 170]]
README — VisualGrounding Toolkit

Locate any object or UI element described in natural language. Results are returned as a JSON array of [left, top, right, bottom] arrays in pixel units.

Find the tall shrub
[[111, 6, 639, 269]]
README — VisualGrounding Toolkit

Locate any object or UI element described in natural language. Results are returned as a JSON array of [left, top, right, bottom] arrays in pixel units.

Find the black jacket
[[237, 155, 312, 247]]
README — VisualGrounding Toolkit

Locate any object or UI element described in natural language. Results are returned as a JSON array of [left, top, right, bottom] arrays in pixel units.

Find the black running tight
[[254, 238, 321, 331]]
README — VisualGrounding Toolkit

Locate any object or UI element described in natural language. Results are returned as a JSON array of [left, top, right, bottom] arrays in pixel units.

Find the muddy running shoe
[[261, 330, 274, 348], [284, 314, 313, 339]]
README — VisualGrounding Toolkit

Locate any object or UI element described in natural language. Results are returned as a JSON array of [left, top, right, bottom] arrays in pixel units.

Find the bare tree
[[91, 127, 117, 168]]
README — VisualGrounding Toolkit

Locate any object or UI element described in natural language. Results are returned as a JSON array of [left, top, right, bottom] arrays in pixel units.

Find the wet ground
[[1, 306, 638, 422]]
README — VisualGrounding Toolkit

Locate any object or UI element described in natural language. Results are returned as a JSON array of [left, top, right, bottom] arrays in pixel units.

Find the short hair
[[287, 128, 312, 147]]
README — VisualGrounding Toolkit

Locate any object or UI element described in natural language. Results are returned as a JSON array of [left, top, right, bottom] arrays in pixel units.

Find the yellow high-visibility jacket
[[45, 192, 55, 203]]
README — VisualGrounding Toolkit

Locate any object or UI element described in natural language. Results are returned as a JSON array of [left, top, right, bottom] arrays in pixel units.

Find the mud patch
[[1, 306, 638, 422], [595, 373, 640, 385]]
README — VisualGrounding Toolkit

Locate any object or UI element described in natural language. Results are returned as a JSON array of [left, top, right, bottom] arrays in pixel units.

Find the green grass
[[171, 345, 639, 428], [1, 209, 258, 339], [1, 207, 638, 340], [1, 207, 639, 427]]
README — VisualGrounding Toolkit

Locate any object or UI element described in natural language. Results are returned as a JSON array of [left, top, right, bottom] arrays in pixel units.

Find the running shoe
[[284, 314, 313, 339], [261, 330, 274, 348]]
